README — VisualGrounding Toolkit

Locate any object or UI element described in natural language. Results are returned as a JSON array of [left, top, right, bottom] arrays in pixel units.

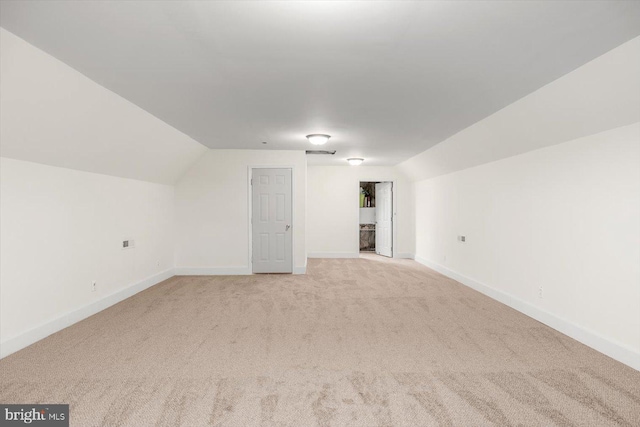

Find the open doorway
[[359, 181, 393, 257]]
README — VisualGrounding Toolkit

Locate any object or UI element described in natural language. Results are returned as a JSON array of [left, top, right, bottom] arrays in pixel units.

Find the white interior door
[[375, 182, 393, 257], [252, 168, 293, 273]]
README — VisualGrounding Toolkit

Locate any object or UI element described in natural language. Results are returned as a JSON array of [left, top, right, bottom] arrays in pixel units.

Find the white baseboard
[[307, 252, 359, 258], [174, 266, 251, 275], [0, 269, 174, 359], [308, 252, 414, 259], [176, 266, 308, 275], [414, 256, 640, 372], [394, 253, 415, 259]]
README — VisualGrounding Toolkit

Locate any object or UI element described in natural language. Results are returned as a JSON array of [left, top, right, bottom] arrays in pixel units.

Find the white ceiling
[[1, 1, 639, 166]]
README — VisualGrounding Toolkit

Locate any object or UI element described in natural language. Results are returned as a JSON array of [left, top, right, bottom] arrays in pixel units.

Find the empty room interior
[[1, 1, 639, 426]]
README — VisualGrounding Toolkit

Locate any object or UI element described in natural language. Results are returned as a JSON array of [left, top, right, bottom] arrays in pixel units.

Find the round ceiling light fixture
[[347, 158, 364, 166], [306, 134, 331, 145]]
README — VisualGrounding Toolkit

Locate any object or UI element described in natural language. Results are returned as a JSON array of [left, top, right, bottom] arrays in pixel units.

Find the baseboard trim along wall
[[174, 267, 252, 275], [307, 252, 359, 258], [394, 253, 415, 259], [414, 256, 640, 372], [308, 253, 414, 259], [175, 266, 307, 275], [1, 263, 312, 358], [0, 269, 174, 359]]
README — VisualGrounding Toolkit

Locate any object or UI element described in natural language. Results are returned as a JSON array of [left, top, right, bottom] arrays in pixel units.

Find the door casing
[[248, 166, 296, 274]]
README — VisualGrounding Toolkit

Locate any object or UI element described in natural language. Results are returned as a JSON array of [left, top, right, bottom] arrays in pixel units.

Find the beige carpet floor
[[1, 256, 639, 426]]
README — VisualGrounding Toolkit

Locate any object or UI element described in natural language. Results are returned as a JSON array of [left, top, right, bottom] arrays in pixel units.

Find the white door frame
[[248, 166, 296, 274], [357, 179, 397, 258]]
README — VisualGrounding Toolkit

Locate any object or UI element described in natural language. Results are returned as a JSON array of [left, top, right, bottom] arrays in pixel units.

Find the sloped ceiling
[[0, 29, 207, 184], [1, 1, 640, 166], [399, 36, 640, 182]]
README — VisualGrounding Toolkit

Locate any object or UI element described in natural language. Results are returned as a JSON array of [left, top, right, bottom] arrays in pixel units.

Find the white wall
[[398, 37, 640, 369], [307, 166, 414, 258], [0, 28, 205, 358], [174, 150, 307, 274], [0, 28, 207, 185], [412, 123, 640, 368], [0, 158, 175, 357]]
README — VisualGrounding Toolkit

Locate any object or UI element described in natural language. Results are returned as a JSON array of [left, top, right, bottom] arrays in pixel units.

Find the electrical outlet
[[538, 286, 543, 298], [92, 281, 96, 292], [157, 260, 161, 267]]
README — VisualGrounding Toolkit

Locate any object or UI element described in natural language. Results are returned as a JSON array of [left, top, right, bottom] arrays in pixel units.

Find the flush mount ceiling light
[[306, 134, 331, 145], [347, 158, 364, 166]]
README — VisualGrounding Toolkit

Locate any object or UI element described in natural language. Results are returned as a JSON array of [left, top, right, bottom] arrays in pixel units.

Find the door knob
[[286, 225, 291, 231]]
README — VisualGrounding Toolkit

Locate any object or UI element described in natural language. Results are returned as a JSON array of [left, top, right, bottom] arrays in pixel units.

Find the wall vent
[[305, 150, 336, 155]]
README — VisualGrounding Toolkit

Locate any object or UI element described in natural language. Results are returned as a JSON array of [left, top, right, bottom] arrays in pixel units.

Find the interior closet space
[[359, 182, 376, 252]]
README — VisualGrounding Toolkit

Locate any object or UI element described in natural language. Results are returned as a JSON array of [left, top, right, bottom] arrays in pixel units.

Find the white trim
[[414, 256, 640, 372], [174, 267, 251, 276], [248, 166, 295, 274], [308, 252, 359, 258], [394, 253, 415, 259], [294, 257, 307, 275], [0, 269, 174, 359]]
